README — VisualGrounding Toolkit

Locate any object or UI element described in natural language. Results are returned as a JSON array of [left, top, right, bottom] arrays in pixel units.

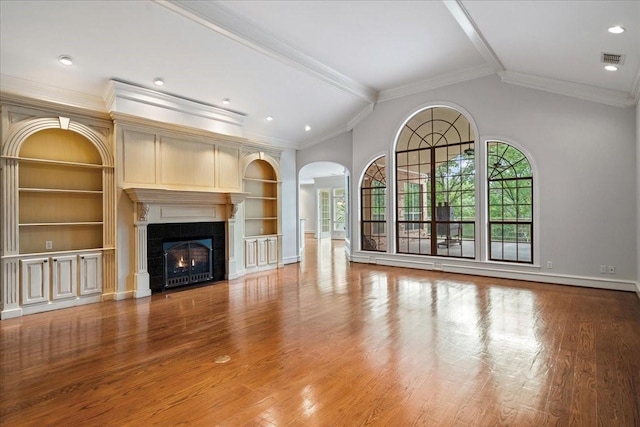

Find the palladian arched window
[[361, 156, 386, 252], [488, 141, 533, 263], [395, 106, 475, 258]]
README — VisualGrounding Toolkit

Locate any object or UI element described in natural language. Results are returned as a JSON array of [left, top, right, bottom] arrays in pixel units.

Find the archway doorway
[[298, 162, 349, 260]]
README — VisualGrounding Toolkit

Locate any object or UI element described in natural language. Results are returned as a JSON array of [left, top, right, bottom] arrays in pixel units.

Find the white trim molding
[[500, 70, 636, 108], [378, 64, 495, 102], [350, 253, 637, 293], [443, 0, 505, 73], [104, 80, 245, 137], [0, 74, 107, 113]]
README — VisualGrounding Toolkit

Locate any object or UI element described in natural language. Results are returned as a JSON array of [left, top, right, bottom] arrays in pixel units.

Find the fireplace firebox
[[163, 239, 213, 288], [147, 222, 226, 293]]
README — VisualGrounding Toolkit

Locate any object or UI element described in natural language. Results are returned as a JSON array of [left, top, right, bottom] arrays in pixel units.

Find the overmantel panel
[[117, 120, 244, 192], [160, 136, 215, 188]]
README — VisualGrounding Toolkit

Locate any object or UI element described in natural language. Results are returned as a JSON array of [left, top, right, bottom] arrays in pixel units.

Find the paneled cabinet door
[[245, 239, 257, 268], [51, 255, 78, 300], [80, 253, 102, 295], [267, 237, 278, 265], [20, 257, 50, 305], [257, 238, 268, 266]]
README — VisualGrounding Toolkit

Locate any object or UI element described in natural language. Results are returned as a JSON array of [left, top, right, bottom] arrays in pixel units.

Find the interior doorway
[[298, 161, 350, 259]]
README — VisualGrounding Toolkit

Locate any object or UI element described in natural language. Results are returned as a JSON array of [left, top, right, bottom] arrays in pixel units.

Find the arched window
[[395, 106, 475, 258], [361, 156, 386, 252], [487, 141, 533, 263]]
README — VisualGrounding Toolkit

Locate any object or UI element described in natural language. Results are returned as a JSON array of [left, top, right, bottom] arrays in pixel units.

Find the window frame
[[361, 156, 387, 252], [487, 141, 534, 264]]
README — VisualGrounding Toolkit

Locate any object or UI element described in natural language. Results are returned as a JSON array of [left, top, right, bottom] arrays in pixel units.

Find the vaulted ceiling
[[1, 1, 638, 150]]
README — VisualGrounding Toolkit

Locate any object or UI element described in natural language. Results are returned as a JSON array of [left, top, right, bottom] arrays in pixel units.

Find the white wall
[[299, 184, 316, 233], [280, 149, 299, 264], [636, 99, 640, 297], [349, 74, 637, 290], [297, 131, 352, 172]]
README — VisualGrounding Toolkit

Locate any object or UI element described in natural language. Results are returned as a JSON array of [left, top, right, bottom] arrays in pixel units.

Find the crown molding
[[347, 103, 376, 131], [378, 64, 495, 102], [154, 0, 378, 105], [104, 80, 245, 137], [500, 70, 636, 108], [241, 131, 298, 152], [443, 0, 505, 73], [297, 125, 352, 151], [0, 74, 107, 113]]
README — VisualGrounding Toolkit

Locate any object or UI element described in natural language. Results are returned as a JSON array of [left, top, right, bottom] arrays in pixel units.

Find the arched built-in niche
[[241, 152, 282, 272], [1, 115, 115, 319]]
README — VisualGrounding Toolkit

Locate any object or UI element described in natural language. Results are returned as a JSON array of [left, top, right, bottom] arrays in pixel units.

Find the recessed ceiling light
[[222, 98, 230, 105], [58, 55, 73, 66], [304, 125, 311, 132], [266, 116, 273, 121], [604, 65, 619, 71], [608, 25, 625, 34], [153, 77, 164, 86]]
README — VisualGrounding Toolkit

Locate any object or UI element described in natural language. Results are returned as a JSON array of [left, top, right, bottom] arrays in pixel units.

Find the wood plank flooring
[[1, 238, 639, 426]]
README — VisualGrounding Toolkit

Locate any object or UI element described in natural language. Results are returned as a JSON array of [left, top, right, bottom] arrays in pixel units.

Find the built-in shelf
[[4, 155, 107, 168], [243, 177, 279, 183], [19, 222, 104, 227], [15, 128, 106, 256], [19, 188, 103, 195], [243, 158, 280, 268]]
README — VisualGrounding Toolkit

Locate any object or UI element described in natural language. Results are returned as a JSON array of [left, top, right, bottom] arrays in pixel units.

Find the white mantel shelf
[[124, 187, 248, 206]]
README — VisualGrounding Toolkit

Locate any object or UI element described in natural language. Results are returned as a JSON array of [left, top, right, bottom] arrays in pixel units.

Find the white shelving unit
[[243, 158, 280, 271]]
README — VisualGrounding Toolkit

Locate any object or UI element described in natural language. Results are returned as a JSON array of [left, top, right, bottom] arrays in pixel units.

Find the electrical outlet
[[546, 261, 553, 269], [45, 241, 53, 250], [608, 265, 616, 274], [599, 265, 607, 274]]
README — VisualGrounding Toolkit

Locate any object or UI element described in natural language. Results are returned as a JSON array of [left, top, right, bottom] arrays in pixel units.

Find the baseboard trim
[[114, 291, 135, 300], [282, 255, 299, 264], [350, 253, 636, 293]]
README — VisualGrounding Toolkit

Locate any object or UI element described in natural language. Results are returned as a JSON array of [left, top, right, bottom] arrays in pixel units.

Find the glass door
[[318, 189, 331, 239]]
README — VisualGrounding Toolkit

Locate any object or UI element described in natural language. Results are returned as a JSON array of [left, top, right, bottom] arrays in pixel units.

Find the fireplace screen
[[163, 238, 213, 288]]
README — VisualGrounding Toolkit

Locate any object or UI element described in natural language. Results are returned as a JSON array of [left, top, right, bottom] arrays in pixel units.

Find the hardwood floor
[[1, 238, 639, 426]]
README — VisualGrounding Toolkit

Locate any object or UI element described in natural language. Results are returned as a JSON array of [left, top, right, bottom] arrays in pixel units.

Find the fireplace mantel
[[123, 187, 248, 298], [124, 187, 248, 206]]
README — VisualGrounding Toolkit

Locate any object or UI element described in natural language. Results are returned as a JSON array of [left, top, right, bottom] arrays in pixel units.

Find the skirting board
[[350, 253, 637, 293], [282, 255, 300, 264]]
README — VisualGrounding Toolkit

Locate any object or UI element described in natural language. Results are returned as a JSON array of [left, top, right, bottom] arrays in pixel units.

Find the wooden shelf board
[[19, 188, 103, 194], [243, 177, 279, 183], [246, 196, 277, 200], [5, 155, 107, 169], [19, 222, 104, 227]]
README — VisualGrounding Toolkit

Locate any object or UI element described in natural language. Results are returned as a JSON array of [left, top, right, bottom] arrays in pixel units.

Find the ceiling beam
[[443, 0, 505, 73], [154, 0, 378, 105]]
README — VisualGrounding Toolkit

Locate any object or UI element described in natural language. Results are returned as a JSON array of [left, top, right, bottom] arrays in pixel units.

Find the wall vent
[[601, 53, 625, 65]]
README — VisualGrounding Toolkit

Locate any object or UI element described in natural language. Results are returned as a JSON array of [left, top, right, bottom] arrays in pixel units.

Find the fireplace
[[147, 222, 226, 293], [163, 238, 213, 288]]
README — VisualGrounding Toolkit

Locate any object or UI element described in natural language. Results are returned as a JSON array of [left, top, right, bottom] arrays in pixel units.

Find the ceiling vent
[[601, 53, 625, 65]]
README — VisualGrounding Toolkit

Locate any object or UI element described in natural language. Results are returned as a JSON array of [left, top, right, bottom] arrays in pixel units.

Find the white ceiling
[[1, 0, 639, 162]]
